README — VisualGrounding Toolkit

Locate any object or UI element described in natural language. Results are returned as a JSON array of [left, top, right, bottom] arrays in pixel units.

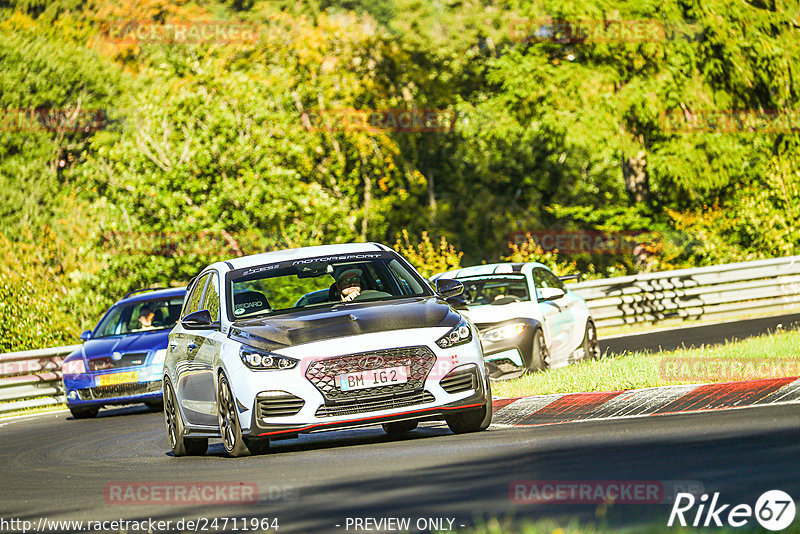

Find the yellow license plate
[[96, 371, 139, 387]]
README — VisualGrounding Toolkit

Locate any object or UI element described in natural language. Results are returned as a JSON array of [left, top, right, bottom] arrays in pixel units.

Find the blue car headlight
[[239, 345, 299, 371], [436, 318, 473, 349], [151, 349, 167, 365]]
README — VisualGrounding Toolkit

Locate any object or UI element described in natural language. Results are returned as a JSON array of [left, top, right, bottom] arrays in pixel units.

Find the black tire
[[382, 420, 418, 435], [244, 437, 270, 455], [145, 400, 164, 412], [527, 327, 550, 372], [164, 379, 208, 456], [217, 375, 251, 457], [446, 371, 492, 434], [69, 406, 99, 419], [582, 320, 601, 361]]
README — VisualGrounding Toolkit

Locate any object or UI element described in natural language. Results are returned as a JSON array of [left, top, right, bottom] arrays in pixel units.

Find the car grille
[[257, 393, 305, 418], [440, 367, 478, 394], [315, 390, 435, 418], [88, 352, 149, 371], [78, 381, 161, 400], [305, 346, 437, 404]]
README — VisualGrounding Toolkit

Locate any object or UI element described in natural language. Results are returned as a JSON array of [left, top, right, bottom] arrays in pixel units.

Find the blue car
[[62, 287, 187, 419]]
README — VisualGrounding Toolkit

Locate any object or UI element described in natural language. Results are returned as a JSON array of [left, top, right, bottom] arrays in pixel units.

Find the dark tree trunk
[[622, 151, 651, 204]]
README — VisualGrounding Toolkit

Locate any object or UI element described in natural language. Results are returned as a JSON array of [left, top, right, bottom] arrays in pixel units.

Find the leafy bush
[[394, 229, 462, 278], [0, 231, 79, 351]]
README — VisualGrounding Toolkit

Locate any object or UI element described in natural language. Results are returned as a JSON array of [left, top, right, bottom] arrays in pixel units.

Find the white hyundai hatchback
[[163, 243, 492, 457]]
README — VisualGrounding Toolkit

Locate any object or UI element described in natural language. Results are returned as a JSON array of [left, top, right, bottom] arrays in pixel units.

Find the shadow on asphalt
[[33, 405, 800, 532]]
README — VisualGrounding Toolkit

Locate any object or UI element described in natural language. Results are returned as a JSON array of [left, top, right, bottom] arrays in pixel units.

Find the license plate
[[96, 371, 139, 387], [338, 366, 408, 391]]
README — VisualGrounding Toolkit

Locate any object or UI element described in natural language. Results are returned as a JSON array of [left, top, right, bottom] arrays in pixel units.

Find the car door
[[170, 273, 208, 391], [173, 272, 218, 427], [185, 270, 223, 427], [532, 267, 577, 366]]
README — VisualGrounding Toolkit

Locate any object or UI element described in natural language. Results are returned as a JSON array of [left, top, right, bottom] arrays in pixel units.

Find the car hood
[[461, 302, 536, 328], [77, 330, 171, 360], [229, 296, 460, 351]]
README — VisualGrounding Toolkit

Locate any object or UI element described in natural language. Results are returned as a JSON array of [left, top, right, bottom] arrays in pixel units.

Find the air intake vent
[[257, 393, 305, 418], [88, 352, 148, 371], [440, 367, 477, 394], [315, 390, 435, 418]]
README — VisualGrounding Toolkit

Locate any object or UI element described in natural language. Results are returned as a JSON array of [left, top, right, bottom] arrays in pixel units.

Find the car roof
[[433, 262, 550, 280], [116, 287, 187, 305], [219, 242, 393, 271]]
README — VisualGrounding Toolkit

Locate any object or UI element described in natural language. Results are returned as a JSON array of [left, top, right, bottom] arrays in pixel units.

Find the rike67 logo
[[669, 490, 797, 531]]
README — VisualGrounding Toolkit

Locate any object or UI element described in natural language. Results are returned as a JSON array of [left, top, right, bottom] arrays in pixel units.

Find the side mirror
[[80, 330, 92, 341], [538, 287, 566, 302], [181, 309, 214, 329], [435, 278, 464, 299]]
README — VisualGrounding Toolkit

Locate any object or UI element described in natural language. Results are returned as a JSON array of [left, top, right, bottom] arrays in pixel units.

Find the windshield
[[459, 276, 531, 306], [93, 296, 185, 338], [228, 252, 431, 319]]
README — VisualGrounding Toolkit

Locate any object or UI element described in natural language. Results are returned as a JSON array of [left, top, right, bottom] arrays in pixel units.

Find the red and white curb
[[490, 377, 800, 426]]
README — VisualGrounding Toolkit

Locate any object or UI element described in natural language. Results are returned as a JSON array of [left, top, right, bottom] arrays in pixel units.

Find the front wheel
[[218, 375, 252, 458], [145, 400, 164, 412], [69, 406, 98, 419], [164, 380, 207, 456], [383, 420, 418, 435], [527, 328, 550, 372], [582, 320, 601, 361], [446, 373, 492, 434]]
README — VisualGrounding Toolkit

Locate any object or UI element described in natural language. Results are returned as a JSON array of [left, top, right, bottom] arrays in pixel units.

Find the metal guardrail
[[0, 344, 80, 415], [570, 255, 800, 330], [1, 255, 799, 415]]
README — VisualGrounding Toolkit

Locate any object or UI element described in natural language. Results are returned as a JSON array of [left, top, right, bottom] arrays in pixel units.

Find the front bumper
[[247, 366, 489, 438], [64, 368, 163, 407], [220, 329, 489, 439], [477, 318, 538, 378]]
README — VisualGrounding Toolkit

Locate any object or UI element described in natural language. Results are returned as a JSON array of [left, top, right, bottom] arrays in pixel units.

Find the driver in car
[[336, 269, 362, 302], [138, 306, 157, 329]]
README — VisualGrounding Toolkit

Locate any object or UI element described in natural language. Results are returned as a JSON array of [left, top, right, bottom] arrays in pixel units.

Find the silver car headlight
[[239, 345, 299, 371], [481, 322, 527, 343], [436, 318, 473, 349]]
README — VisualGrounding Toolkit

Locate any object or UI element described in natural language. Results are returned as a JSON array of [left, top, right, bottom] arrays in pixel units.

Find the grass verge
[[491, 329, 800, 398]]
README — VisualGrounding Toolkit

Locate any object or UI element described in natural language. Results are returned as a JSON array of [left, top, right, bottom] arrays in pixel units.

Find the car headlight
[[481, 322, 526, 343], [436, 318, 473, 349], [151, 349, 167, 365], [62, 359, 86, 375], [239, 345, 299, 371]]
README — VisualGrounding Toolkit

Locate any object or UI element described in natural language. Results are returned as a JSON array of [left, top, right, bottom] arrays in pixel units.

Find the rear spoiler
[[558, 274, 580, 283]]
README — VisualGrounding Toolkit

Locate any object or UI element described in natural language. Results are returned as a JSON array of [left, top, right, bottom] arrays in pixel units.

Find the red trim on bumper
[[257, 403, 483, 437]]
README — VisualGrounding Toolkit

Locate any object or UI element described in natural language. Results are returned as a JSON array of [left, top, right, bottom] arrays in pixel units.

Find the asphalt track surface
[[3, 315, 800, 533], [600, 312, 800, 355], [3, 402, 800, 532]]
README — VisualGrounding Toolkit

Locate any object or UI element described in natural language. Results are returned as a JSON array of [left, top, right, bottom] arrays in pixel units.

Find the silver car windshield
[[228, 254, 431, 319], [459, 276, 531, 306]]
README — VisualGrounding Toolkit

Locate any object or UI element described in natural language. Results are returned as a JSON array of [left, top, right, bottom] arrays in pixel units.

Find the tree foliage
[[1, 0, 800, 347]]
